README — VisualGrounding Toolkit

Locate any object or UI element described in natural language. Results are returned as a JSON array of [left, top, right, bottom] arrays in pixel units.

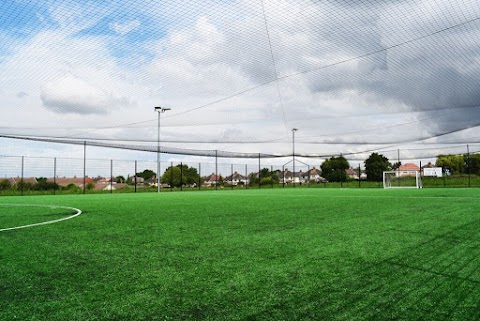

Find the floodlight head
[[154, 106, 171, 113], [292, 128, 298, 132]]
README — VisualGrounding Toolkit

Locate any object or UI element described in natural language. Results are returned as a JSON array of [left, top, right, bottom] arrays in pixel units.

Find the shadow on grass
[[314, 219, 480, 320]]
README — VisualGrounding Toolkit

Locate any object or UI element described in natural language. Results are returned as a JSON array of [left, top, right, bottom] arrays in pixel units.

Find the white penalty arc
[[0, 203, 82, 232]]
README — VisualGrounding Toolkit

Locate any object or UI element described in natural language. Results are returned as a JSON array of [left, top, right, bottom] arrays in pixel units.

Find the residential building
[[224, 172, 249, 186]]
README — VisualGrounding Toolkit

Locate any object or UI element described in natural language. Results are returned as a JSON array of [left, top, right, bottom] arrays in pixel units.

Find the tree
[[436, 154, 465, 174], [364, 153, 390, 181], [64, 183, 80, 192], [320, 156, 349, 182], [248, 172, 259, 185], [260, 177, 273, 186], [161, 164, 199, 187], [390, 161, 401, 170], [161, 166, 182, 187], [0, 179, 11, 191], [181, 164, 200, 185], [135, 169, 156, 180], [116, 176, 125, 183], [465, 153, 480, 175], [249, 167, 279, 185]]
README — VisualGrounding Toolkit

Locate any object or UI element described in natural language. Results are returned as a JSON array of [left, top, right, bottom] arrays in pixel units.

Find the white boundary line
[[0, 203, 82, 232]]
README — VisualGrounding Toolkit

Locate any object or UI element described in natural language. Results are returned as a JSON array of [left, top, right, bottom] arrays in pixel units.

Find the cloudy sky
[[1, 0, 480, 164]]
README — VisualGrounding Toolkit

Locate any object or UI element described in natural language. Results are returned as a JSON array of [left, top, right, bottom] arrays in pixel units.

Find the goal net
[[383, 170, 422, 189]]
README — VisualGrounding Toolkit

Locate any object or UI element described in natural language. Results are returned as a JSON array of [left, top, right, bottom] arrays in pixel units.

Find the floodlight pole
[[292, 128, 298, 188], [155, 107, 171, 193]]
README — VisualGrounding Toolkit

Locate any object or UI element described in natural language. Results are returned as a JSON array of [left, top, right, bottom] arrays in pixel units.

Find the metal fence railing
[[1, 150, 480, 196]]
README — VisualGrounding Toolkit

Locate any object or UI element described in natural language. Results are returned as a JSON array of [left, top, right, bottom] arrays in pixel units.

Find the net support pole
[[83, 141, 86, 194], [282, 165, 285, 188], [231, 164, 234, 190]]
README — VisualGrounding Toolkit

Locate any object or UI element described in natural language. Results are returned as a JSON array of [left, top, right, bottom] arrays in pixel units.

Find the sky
[[1, 0, 480, 170]]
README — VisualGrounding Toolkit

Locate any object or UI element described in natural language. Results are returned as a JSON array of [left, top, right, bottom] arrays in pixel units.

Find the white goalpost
[[383, 170, 422, 189]]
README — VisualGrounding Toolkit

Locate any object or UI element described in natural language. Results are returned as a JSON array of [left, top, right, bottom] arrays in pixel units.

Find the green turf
[[0, 204, 78, 230], [1, 189, 480, 320]]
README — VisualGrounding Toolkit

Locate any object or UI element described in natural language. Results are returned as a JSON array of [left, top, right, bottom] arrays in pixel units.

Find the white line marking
[[0, 203, 82, 232], [195, 191, 480, 201]]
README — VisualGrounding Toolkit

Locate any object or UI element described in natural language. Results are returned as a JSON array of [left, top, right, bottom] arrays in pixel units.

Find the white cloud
[[40, 74, 134, 115], [1, 0, 480, 163], [109, 20, 141, 35]]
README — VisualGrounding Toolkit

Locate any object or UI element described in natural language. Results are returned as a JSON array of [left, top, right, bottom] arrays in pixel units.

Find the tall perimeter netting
[[1, 1, 480, 160]]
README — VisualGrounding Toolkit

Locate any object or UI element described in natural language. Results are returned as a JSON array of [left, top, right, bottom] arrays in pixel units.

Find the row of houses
[[204, 163, 432, 186], [204, 167, 331, 187], [1, 176, 126, 191], [2, 163, 433, 189]]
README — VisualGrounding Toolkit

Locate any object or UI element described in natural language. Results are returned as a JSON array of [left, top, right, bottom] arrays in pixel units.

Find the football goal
[[383, 170, 422, 189]]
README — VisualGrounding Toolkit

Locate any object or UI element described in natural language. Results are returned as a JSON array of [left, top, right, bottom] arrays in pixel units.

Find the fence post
[[134, 161, 137, 193], [467, 144, 471, 188], [53, 157, 57, 195], [110, 159, 113, 194], [308, 164, 310, 188], [21, 156, 24, 196], [231, 164, 234, 190], [83, 141, 86, 194], [443, 167, 446, 187], [180, 162, 183, 192], [283, 165, 285, 188], [171, 162, 174, 192], [397, 149, 401, 188], [271, 165, 274, 189], [245, 164, 248, 189], [198, 163, 201, 191], [358, 163, 361, 188], [215, 150, 218, 191], [258, 153, 261, 189]]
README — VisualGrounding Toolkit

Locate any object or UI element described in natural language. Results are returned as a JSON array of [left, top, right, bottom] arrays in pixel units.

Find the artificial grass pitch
[[1, 188, 480, 320]]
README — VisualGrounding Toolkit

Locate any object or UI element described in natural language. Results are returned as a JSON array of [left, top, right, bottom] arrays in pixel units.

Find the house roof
[[95, 183, 127, 190], [48, 177, 93, 186], [206, 173, 219, 181], [280, 170, 303, 177], [3, 177, 38, 185], [345, 168, 358, 176], [225, 172, 247, 180], [307, 168, 321, 176], [398, 163, 420, 171]]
